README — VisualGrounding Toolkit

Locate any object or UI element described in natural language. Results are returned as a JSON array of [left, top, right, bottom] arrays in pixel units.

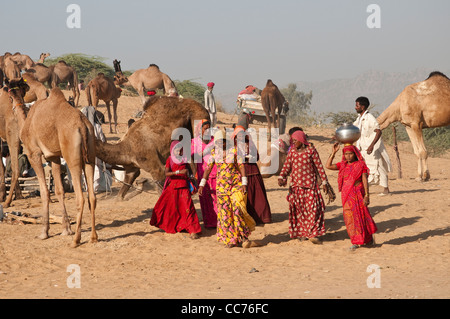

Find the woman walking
[[234, 128, 272, 224], [278, 130, 330, 244], [191, 119, 218, 228], [199, 130, 257, 248], [325, 142, 377, 250], [150, 141, 202, 239]]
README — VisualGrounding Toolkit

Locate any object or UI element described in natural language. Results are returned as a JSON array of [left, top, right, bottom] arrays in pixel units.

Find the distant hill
[[297, 68, 450, 115]]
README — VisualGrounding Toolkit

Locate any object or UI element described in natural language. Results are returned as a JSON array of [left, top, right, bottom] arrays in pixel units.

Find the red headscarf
[[337, 144, 369, 202], [291, 130, 309, 146], [207, 82, 215, 88]]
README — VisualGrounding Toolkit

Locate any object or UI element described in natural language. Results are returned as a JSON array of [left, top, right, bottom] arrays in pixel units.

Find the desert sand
[[0, 91, 449, 300]]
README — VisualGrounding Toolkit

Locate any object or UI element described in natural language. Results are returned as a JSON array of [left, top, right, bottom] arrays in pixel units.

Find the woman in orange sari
[[326, 143, 377, 250]]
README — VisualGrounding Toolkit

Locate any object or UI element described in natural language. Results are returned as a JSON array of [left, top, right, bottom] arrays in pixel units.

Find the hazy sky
[[2, 0, 450, 106]]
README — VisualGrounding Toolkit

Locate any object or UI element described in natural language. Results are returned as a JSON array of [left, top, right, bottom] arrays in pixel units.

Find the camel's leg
[[405, 125, 429, 181], [68, 163, 85, 247], [112, 99, 118, 134], [105, 101, 113, 133], [136, 83, 147, 107], [0, 160, 6, 202], [117, 167, 140, 200], [264, 113, 272, 143], [51, 160, 73, 236], [28, 152, 51, 240], [83, 162, 98, 243], [4, 143, 23, 207], [74, 86, 80, 108]]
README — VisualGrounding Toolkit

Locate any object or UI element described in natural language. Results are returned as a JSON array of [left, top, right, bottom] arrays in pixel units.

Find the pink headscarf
[[291, 130, 309, 146]]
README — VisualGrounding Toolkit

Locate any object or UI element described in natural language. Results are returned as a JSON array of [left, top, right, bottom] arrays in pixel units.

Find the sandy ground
[[0, 91, 449, 300]]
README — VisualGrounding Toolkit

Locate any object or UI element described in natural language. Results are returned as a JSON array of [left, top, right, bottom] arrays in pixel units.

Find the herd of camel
[[0, 51, 449, 247]]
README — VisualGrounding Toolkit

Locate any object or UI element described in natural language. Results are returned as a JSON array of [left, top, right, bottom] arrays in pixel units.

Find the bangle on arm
[[199, 178, 207, 187], [241, 176, 248, 186]]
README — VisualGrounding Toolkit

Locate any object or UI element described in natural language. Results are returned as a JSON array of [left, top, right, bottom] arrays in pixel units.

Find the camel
[[0, 74, 47, 206], [113, 60, 178, 107], [50, 60, 80, 107], [8, 53, 36, 71], [0, 84, 27, 207], [24, 63, 54, 88], [38, 52, 50, 64], [22, 73, 49, 103], [260, 79, 287, 141], [95, 96, 209, 199], [6, 78, 97, 247], [2, 56, 21, 81], [377, 71, 450, 181], [86, 73, 122, 133]]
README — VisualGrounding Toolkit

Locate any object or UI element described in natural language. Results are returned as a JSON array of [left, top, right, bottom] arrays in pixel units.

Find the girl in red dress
[[150, 141, 201, 239], [325, 142, 377, 250]]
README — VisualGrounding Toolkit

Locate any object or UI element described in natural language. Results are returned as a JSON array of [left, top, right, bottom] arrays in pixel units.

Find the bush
[[382, 123, 450, 156], [44, 53, 115, 84]]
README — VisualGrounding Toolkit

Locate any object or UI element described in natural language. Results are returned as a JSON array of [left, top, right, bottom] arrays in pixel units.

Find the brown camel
[[24, 63, 54, 88], [38, 52, 50, 64], [2, 56, 21, 81], [22, 72, 49, 103], [50, 60, 80, 107], [260, 79, 287, 141], [0, 75, 47, 206], [377, 71, 450, 181], [95, 96, 209, 199], [6, 79, 97, 247], [113, 60, 178, 107], [9, 52, 36, 71], [0, 82, 27, 207], [86, 73, 122, 133]]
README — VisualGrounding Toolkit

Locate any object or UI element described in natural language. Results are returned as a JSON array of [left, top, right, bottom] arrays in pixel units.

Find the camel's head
[[5, 78, 29, 107], [114, 72, 128, 86]]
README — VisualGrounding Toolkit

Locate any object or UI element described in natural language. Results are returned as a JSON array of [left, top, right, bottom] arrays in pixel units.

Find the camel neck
[[11, 101, 28, 130]]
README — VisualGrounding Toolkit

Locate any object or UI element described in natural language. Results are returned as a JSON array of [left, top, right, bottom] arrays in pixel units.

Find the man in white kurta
[[204, 82, 217, 127], [354, 97, 392, 195]]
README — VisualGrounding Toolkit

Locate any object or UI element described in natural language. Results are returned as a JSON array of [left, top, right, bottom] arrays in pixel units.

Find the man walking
[[353, 96, 392, 195], [204, 82, 217, 127]]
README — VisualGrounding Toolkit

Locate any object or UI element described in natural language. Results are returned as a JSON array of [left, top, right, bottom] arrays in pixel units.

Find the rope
[[98, 168, 163, 197]]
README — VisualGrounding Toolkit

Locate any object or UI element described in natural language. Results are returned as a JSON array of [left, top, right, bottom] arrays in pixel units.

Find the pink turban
[[291, 130, 309, 146], [207, 82, 215, 88]]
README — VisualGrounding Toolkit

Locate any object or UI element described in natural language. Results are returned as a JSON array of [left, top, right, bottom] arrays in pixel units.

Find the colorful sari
[[207, 146, 251, 246], [191, 120, 218, 228], [336, 145, 377, 245], [150, 142, 201, 235]]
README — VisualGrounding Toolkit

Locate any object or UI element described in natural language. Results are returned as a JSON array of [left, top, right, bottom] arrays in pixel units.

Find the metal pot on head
[[335, 123, 361, 144]]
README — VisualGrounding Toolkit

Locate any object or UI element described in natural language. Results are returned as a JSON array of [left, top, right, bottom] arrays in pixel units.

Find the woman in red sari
[[325, 142, 377, 250], [150, 141, 202, 239]]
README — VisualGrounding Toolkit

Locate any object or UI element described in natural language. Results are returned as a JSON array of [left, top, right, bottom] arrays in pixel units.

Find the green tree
[[280, 83, 313, 119], [44, 53, 115, 84], [174, 80, 205, 104]]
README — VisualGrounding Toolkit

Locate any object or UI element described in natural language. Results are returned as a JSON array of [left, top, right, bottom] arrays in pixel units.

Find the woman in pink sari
[[325, 143, 377, 250], [191, 120, 218, 228]]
